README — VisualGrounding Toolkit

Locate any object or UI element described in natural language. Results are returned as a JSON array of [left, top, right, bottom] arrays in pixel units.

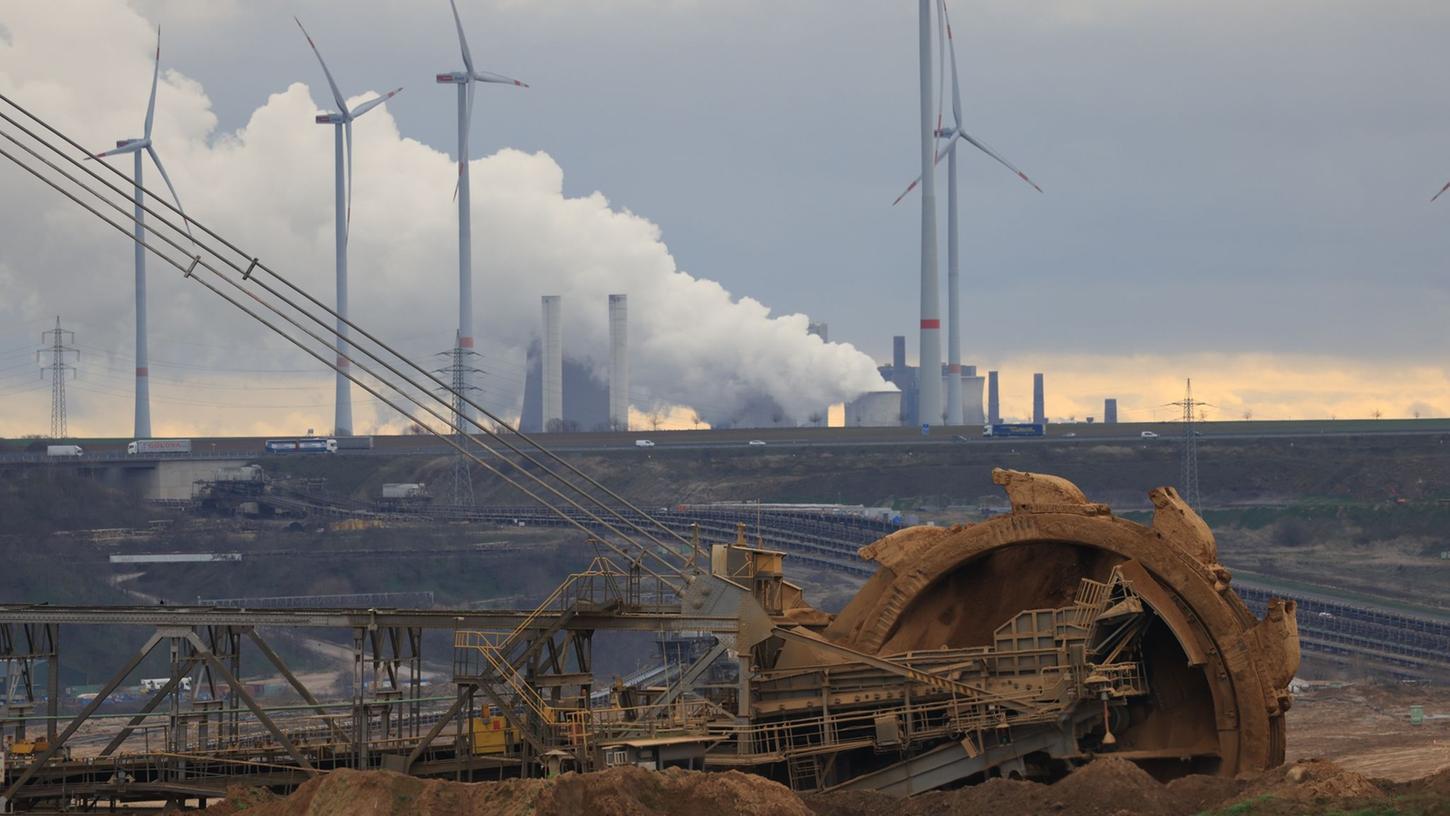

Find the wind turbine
[[296, 18, 402, 437], [893, 0, 1041, 426], [436, 0, 527, 424], [92, 27, 192, 440]]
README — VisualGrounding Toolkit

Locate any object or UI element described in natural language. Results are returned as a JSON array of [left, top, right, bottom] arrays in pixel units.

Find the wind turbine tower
[[93, 27, 191, 440], [436, 0, 527, 426], [915, 0, 942, 428], [895, 0, 1042, 426], [296, 18, 402, 437]]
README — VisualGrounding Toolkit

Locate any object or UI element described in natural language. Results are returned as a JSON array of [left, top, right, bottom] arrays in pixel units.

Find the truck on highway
[[335, 436, 374, 451], [45, 444, 83, 457], [982, 423, 1045, 438], [127, 439, 192, 455], [264, 437, 337, 454]]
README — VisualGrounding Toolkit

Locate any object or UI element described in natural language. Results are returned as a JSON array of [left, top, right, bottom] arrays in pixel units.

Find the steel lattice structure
[[37, 316, 77, 439]]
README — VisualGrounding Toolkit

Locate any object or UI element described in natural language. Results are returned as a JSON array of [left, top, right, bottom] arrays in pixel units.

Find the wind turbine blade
[[295, 17, 350, 117], [891, 140, 957, 206], [345, 119, 354, 239], [450, 0, 475, 75], [1433, 180, 1450, 202], [935, 0, 946, 136], [90, 142, 144, 160], [891, 176, 923, 207], [957, 131, 1043, 193], [145, 144, 194, 242], [143, 27, 161, 139], [472, 70, 528, 88], [943, 0, 963, 128], [453, 80, 475, 201], [349, 87, 403, 119]]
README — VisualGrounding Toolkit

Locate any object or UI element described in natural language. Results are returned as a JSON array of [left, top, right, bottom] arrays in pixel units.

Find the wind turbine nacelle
[[116, 139, 139, 148], [314, 114, 345, 124], [436, 72, 466, 84]]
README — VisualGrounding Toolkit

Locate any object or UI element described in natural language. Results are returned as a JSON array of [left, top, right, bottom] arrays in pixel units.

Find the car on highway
[[747, 440, 767, 447], [634, 439, 655, 448], [1140, 431, 1159, 439], [1063, 432, 1077, 438]]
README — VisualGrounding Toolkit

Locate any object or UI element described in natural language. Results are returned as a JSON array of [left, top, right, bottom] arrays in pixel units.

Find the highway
[[4, 417, 1449, 463]]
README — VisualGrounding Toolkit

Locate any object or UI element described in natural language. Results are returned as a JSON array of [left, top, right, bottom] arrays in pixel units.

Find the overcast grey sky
[[117, 0, 1450, 358], [2, 0, 1449, 434]]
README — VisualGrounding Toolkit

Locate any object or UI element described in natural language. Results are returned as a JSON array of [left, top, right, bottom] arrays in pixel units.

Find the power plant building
[[844, 390, 902, 427], [1032, 373, 1045, 424], [876, 335, 984, 427], [541, 296, 563, 432], [519, 341, 610, 433], [958, 367, 986, 425], [987, 371, 1001, 424], [609, 294, 629, 431], [1104, 398, 1118, 424]]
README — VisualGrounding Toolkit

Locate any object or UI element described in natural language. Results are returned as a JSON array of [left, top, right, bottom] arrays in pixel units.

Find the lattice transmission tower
[[1166, 379, 1212, 511], [434, 334, 484, 507], [37, 316, 78, 439]]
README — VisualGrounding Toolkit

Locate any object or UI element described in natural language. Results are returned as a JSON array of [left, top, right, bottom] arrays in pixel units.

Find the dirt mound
[[902, 777, 1050, 816], [543, 766, 812, 816], [804, 789, 898, 816], [1161, 774, 1245, 813], [213, 757, 1450, 816], [812, 759, 1174, 816], [210, 766, 810, 816], [1211, 758, 1388, 814], [1407, 765, 1450, 797], [1050, 757, 1178, 816]]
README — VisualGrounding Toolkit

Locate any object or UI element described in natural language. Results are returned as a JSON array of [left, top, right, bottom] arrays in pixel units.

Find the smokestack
[[915, 0, 942, 428], [541, 295, 563, 432], [609, 294, 629, 431], [987, 371, 1000, 425], [892, 336, 907, 372], [1104, 398, 1118, 424], [1032, 373, 1045, 424]]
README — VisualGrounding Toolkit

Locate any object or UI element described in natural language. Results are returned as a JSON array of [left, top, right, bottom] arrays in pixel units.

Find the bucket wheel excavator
[[724, 469, 1300, 794]]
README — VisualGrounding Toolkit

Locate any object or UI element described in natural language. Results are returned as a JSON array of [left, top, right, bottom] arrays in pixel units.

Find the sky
[[1, 0, 1449, 437]]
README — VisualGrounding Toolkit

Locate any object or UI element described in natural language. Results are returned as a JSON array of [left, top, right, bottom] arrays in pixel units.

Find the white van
[[634, 439, 655, 448], [1140, 431, 1159, 439]]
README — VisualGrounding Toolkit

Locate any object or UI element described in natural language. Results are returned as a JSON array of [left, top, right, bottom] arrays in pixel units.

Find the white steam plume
[[0, 1, 890, 435]]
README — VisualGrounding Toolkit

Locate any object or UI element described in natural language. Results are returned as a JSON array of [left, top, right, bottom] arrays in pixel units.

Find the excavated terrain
[[204, 756, 1450, 816]]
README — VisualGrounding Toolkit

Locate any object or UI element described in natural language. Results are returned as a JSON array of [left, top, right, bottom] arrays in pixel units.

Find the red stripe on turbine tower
[[947, 363, 961, 373], [459, 336, 474, 349], [920, 319, 940, 329], [135, 367, 148, 377]]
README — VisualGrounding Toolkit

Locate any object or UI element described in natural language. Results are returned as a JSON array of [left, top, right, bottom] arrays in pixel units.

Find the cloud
[[0, 0, 888, 437]]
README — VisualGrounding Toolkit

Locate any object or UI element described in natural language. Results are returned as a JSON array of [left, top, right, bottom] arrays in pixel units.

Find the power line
[[435, 336, 483, 507], [38, 316, 78, 438], [0, 90, 695, 587], [1165, 378, 1212, 511]]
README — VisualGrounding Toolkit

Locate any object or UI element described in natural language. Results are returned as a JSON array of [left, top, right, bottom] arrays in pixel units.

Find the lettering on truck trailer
[[264, 437, 338, 454]]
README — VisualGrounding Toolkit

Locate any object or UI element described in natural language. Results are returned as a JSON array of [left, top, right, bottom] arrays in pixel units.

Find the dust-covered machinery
[[453, 468, 1300, 796]]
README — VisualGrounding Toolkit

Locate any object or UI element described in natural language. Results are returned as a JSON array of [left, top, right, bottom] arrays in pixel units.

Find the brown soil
[[212, 755, 1450, 816], [211, 686, 1450, 816], [207, 765, 812, 816], [1286, 682, 1450, 781]]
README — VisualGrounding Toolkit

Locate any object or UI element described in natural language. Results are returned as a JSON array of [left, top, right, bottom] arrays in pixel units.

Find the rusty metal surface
[[822, 468, 1299, 776]]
